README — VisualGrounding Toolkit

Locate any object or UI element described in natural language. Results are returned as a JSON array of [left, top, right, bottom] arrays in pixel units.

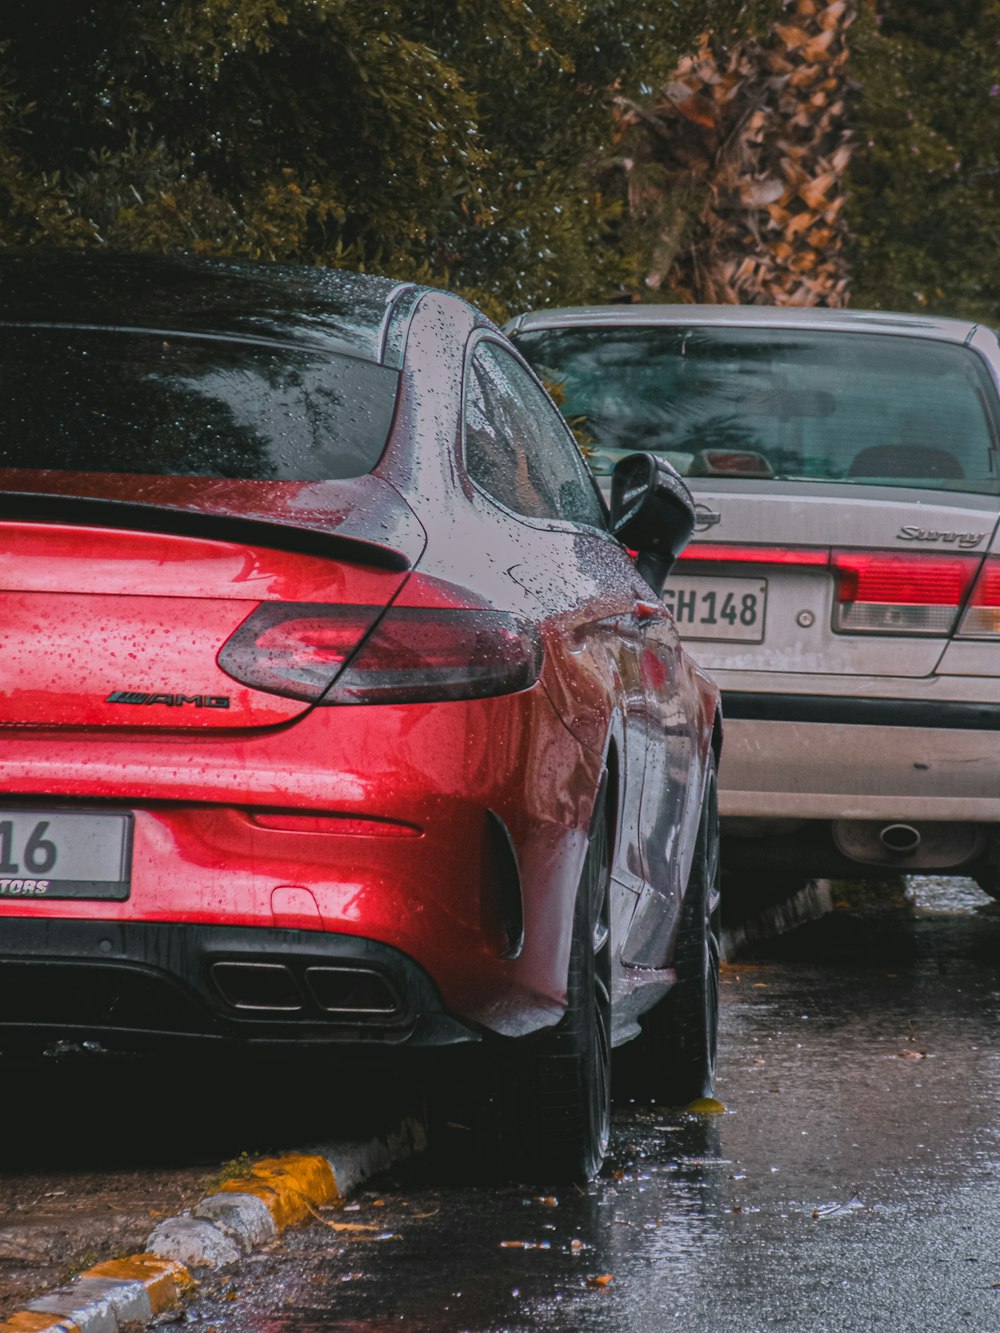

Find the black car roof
[[0, 251, 417, 361]]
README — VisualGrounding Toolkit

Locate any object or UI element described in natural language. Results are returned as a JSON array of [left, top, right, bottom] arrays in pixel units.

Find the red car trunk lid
[[0, 521, 409, 729]]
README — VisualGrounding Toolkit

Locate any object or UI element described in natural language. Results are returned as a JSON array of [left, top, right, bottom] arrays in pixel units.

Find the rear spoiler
[[0, 491, 413, 572]]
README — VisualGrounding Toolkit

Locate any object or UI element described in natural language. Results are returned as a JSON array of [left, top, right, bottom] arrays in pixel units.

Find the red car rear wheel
[[498, 799, 612, 1183]]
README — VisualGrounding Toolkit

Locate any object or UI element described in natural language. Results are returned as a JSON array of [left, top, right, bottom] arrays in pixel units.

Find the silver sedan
[[509, 304, 1000, 897]]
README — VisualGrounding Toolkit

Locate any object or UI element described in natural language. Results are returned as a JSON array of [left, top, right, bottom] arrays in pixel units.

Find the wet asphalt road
[[183, 879, 1000, 1333]]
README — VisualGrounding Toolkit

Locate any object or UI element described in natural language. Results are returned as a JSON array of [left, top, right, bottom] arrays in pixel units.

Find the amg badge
[[106, 691, 231, 708]]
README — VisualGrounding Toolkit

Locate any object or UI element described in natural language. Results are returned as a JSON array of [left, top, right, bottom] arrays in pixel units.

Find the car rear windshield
[[514, 326, 1000, 493], [0, 327, 399, 481]]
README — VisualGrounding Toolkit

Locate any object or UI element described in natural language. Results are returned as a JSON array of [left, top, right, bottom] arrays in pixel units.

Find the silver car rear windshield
[[515, 326, 1000, 493], [0, 328, 399, 480]]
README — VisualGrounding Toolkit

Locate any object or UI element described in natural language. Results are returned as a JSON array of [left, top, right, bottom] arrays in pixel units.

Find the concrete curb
[[0, 1114, 427, 1333]]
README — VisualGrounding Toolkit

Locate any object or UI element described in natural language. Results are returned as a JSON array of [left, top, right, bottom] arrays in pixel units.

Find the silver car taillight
[[956, 556, 1000, 637], [680, 542, 984, 636], [831, 550, 979, 635]]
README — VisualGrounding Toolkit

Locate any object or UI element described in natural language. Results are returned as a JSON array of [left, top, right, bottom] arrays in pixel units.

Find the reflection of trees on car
[[0, 331, 396, 481], [668, 414, 761, 458], [515, 322, 1000, 492]]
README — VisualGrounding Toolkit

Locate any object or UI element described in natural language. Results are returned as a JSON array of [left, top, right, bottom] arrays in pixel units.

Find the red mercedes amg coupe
[[0, 254, 721, 1180]]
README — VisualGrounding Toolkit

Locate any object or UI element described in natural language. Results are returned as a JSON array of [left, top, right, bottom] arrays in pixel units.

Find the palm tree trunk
[[615, 0, 857, 306]]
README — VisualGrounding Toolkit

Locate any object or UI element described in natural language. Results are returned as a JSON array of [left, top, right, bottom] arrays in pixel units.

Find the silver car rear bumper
[[720, 713, 1000, 823]]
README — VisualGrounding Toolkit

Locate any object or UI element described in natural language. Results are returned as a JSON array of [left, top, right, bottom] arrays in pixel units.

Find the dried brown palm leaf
[[614, 0, 857, 307]]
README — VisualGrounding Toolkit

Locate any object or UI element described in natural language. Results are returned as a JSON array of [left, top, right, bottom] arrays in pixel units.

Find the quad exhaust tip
[[211, 960, 402, 1017]]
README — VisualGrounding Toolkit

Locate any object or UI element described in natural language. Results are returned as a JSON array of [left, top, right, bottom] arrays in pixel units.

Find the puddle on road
[[906, 873, 995, 915]]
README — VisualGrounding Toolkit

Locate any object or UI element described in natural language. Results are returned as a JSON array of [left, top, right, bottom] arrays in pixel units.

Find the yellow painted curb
[[0, 1315, 78, 1333], [81, 1255, 194, 1311], [0, 1254, 191, 1333], [0, 1127, 422, 1332], [214, 1152, 339, 1230]]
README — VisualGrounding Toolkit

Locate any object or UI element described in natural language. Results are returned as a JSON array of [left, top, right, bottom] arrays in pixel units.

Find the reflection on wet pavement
[[907, 873, 995, 915], [186, 879, 1000, 1333]]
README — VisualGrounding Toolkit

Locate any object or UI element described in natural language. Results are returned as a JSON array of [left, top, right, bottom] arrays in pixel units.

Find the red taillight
[[219, 594, 543, 704], [322, 607, 542, 704], [679, 543, 828, 567], [219, 603, 384, 701], [831, 551, 978, 635], [957, 555, 1000, 637], [831, 551, 976, 605]]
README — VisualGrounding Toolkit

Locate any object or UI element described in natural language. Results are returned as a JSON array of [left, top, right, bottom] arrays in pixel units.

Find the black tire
[[616, 757, 721, 1105], [498, 802, 612, 1183]]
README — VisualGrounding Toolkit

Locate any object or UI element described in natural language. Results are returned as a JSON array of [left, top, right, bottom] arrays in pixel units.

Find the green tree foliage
[[0, 1, 782, 317], [849, 0, 1000, 320]]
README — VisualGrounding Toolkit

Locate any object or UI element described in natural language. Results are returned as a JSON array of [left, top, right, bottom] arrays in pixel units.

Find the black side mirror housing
[[609, 452, 696, 595]]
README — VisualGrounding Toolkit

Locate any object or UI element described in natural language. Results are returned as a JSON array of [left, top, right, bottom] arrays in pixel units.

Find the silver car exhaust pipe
[[878, 823, 923, 857], [832, 819, 983, 869]]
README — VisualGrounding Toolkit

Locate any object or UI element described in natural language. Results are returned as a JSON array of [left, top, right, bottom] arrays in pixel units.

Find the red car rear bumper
[[0, 684, 604, 1046]]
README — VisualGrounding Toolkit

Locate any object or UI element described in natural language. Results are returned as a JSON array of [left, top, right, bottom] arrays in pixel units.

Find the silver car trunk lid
[[668, 480, 999, 678]]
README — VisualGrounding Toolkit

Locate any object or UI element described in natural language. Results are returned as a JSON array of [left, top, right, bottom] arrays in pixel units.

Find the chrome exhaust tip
[[878, 823, 922, 857]]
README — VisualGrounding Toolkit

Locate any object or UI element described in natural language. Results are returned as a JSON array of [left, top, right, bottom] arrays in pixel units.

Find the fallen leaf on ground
[[686, 1097, 727, 1115], [305, 1201, 384, 1233], [896, 1049, 927, 1060]]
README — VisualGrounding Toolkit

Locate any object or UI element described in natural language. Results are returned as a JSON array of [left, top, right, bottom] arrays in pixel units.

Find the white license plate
[[0, 809, 133, 901], [662, 577, 767, 642]]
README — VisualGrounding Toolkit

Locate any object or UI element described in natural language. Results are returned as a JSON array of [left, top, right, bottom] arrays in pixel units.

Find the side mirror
[[609, 452, 695, 595]]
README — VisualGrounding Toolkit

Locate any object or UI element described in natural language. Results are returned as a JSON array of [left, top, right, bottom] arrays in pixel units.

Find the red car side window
[[464, 342, 605, 528]]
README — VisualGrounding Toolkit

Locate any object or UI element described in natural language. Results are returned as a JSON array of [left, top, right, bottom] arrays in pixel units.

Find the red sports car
[[0, 254, 720, 1180]]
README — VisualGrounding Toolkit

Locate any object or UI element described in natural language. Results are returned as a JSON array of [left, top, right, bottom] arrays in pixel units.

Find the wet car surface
[[0, 253, 720, 1181], [178, 879, 1000, 1332]]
